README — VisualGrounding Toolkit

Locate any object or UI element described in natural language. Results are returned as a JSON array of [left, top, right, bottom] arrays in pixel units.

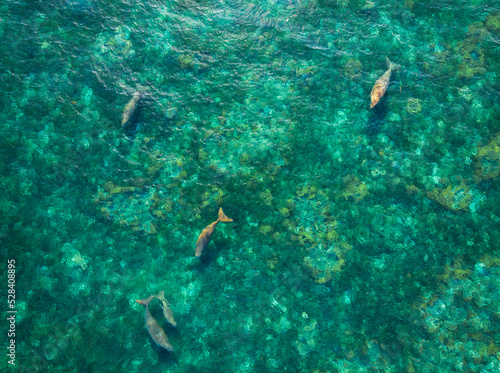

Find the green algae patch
[[296, 184, 317, 199], [479, 254, 500, 268], [293, 319, 319, 357], [426, 179, 472, 211], [406, 98, 422, 115], [259, 224, 273, 235], [287, 185, 352, 283], [342, 175, 369, 203], [475, 133, 500, 181], [485, 12, 500, 33], [456, 22, 488, 79], [303, 241, 352, 284], [101, 181, 138, 196], [342, 58, 363, 81], [415, 261, 500, 368], [178, 53, 195, 70], [436, 258, 473, 282], [95, 182, 169, 234]]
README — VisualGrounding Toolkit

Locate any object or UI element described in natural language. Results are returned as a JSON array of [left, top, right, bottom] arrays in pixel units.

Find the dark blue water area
[[1, 0, 500, 371]]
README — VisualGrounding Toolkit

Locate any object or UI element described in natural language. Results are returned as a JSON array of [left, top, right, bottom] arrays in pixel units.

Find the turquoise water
[[2, 0, 500, 371]]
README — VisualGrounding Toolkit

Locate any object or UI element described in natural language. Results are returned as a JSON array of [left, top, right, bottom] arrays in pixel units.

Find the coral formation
[[485, 12, 500, 32], [343, 59, 363, 81], [426, 179, 472, 211], [341, 175, 369, 203], [456, 22, 488, 78], [406, 97, 421, 114], [458, 86, 474, 102], [285, 185, 352, 283], [475, 133, 500, 181], [94, 182, 166, 234], [415, 259, 500, 371]]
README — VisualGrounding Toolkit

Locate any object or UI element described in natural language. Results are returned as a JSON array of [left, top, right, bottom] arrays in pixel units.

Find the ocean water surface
[[2, 0, 500, 371]]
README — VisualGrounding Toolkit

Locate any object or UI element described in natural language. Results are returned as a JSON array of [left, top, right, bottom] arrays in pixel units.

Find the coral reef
[[3, 1, 500, 372]]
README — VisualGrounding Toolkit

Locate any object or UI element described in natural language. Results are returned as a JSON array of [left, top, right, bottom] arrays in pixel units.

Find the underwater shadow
[[366, 98, 388, 137], [194, 237, 234, 269], [153, 343, 178, 364]]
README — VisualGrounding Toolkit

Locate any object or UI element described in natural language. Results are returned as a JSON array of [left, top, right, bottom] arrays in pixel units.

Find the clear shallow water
[[1, 0, 500, 371]]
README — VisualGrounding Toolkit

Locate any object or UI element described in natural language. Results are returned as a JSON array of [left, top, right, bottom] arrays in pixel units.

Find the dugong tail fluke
[[217, 208, 233, 223], [386, 57, 401, 72]]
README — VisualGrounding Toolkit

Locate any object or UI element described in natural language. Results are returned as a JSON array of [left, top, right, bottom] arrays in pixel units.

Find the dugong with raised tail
[[195, 208, 233, 258]]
